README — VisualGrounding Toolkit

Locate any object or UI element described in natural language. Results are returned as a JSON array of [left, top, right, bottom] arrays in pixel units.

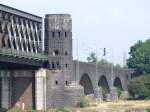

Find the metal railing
[[0, 48, 48, 61]]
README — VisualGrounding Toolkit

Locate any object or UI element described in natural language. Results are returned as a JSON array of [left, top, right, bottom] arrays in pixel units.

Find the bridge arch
[[113, 77, 123, 90], [98, 75, 110, 94], [79, 74, 94, 95]]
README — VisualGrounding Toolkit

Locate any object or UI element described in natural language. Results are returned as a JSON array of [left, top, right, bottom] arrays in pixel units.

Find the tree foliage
[[87, 52, 97, 63], [127, 39, 150, 74], [128, 75, 150, 99], [87, 52, 121, 68]]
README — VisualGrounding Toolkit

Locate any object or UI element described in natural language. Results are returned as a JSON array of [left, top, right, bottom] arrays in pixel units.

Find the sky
[[1, 0, 150, 66]]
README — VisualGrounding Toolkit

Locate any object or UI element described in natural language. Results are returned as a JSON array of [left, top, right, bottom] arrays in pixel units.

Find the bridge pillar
[[94, 87, 103, 101], [1, 71, 11, 109], [110, 87, 118, 101], [35, 69, 46, 110]]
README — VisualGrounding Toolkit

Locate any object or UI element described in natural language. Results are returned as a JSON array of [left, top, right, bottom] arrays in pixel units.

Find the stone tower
[[45, 14, 73, 86]]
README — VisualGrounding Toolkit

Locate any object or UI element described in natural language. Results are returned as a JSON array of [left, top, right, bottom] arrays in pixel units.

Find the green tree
[[87, 52, 97, 63], [127, 39, 150, 74], [115, 64, 121, 68], [128, 75, 150, 99], [98, 59, 113, 67], [87, 52, 116, 67]]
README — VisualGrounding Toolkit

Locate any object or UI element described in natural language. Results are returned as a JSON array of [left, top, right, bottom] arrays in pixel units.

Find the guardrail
[[0, 48, 48, 61]]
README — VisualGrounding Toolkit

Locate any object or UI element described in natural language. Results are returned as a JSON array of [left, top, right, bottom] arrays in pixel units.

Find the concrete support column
[[110, 87, 118, 101], [35, 69, 46, 110], [94, 87, 103, 101], [1, 71, 10, 109]]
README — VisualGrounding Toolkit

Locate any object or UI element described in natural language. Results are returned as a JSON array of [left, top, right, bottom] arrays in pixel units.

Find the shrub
[[55, 108, 70, 112], [0, 108, 7, 112], [128, 74, 150, 100], [147, 107, 150, 112], [79, 97, 90, 108], [26, 110, 37, 112], [116, 88, 122, 98]]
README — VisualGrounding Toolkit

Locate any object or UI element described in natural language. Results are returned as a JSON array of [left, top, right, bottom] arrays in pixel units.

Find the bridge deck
[[0, 48, 48, 69]]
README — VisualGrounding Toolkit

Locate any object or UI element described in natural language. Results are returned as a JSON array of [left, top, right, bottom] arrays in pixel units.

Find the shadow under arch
[[113, 77, 123, 90], [79, 74, 94, 95], [98, 75, 110, 94]]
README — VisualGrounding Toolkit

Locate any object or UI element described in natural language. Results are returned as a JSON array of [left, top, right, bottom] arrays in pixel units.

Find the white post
[[35, 69, 46, 110], [76, 38, 79, 83], [1, 71, 10, 109], [111, 50, 114, 88], [111, 64, 114, 88]]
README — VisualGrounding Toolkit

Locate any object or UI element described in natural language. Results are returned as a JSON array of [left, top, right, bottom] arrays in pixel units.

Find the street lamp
[[104, 48, 114, 88]]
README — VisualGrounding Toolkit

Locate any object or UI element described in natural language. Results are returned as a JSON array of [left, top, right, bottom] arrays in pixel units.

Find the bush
[[55, 108, 70, 112], [147, 107, 150, 112], [0, 108, 7, 112], [79, 97, 90, 108], [128, 75, 150, 100], [26, 110, 37, 112], [117, 88, 122, 98]]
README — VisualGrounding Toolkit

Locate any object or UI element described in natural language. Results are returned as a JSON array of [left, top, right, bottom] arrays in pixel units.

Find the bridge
[[0, 4, 134, 110], [0, 4, 48, 69], [73, 61, 132, 98]]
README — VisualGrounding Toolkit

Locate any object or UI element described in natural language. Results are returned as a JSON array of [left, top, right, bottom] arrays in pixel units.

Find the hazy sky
[[1, 0, 150, 65]]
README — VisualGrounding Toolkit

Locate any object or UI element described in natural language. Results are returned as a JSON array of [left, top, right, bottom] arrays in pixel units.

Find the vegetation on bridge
[[87, 52, 121, 68]]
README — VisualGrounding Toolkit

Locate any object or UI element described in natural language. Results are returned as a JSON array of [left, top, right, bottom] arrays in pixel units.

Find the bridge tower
[[45, 14, 73, 86]]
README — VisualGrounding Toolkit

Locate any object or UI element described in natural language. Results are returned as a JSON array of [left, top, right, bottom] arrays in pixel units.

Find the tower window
[[56, 61, 61, 69], [65, 32, 67, 37], [65, 81, 68, 86], [58, 31, 61, 37], [52, 62, 55, 69], [53, 50, 60, 56], [65, 64, 68, 68], [55, 81, 58, 85], [65, 51, 68, 56], [52, 32, 55, 38]]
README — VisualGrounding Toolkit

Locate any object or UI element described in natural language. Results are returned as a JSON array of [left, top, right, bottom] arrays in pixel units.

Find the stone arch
[[98, 75, 110, 94], [79, 74, 94, 95], [113, 77, 123, 90]]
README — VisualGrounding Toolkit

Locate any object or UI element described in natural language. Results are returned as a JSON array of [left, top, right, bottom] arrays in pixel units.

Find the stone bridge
[[0, 4, 134, 110], [73, 61, 132, 98]]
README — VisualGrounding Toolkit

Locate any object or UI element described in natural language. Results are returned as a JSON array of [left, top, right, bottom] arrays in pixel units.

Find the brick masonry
[[0, 4, 135, 110]]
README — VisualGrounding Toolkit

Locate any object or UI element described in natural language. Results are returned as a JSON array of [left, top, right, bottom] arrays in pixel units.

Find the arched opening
[[113, 77, 123, 90], [98, 76, 110, 100], [79, 74, 94, 95], [53, 50, 60, 56]]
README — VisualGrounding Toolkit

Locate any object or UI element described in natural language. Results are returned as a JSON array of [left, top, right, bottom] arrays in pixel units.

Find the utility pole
[[76, 38, 79, 84], [73, 38, 79, 84], [104, 48, 114, 88], [123, 51, 126, 67], [111, 49, 114, 88]]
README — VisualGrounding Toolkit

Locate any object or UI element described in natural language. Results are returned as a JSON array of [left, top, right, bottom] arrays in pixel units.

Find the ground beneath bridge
[[9, 100, 150, 112]]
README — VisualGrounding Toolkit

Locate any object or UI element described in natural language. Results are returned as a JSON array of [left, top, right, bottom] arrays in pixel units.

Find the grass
[[79, 97, 90, 108], [5, 100, 150, 112], [147, 107, 150, 112]]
